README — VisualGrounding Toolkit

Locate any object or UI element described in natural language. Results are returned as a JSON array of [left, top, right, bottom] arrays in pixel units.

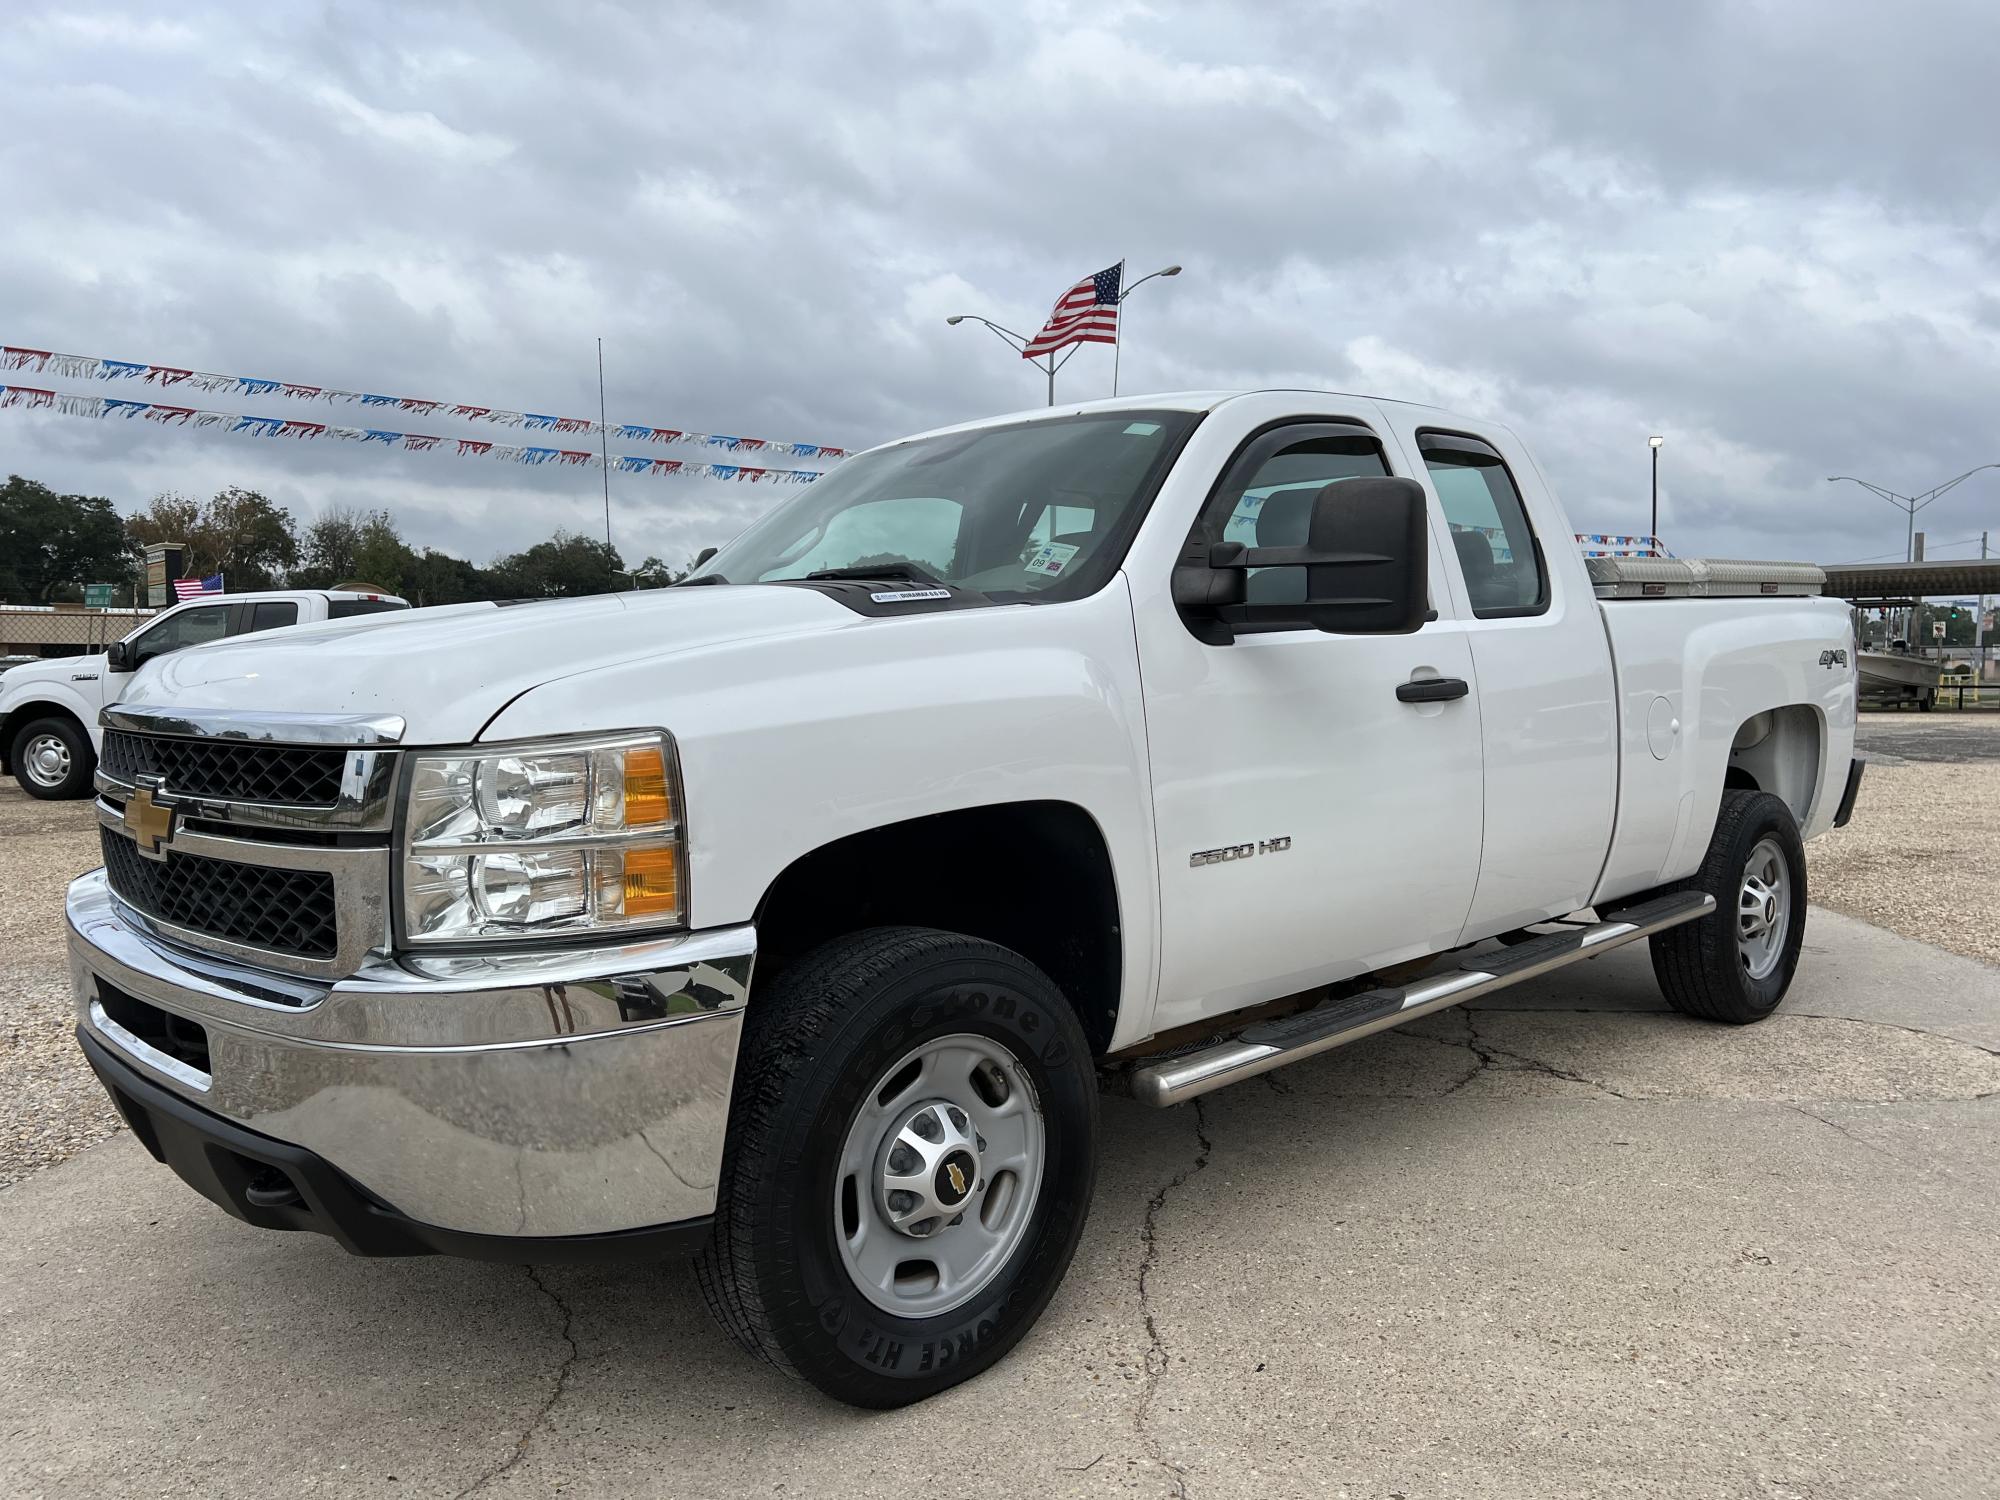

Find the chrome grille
[[102, 826, 340, 960], [94, 706, 404, 979], [101, 730, 348, 807]]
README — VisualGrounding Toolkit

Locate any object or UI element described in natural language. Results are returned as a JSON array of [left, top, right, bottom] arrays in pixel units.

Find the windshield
[[691, 410, 1199, 601]]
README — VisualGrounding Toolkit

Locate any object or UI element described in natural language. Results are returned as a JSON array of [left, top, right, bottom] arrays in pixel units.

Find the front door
[[1133, 417, 1486, 1036]]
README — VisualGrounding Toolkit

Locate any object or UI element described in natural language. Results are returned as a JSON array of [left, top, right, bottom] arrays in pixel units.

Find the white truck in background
[[64, 391, 1860, 1408], [2, 588, 407, 798]]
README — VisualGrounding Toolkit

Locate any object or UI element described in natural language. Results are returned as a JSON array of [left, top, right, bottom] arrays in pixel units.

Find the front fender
[[479, 583, 1163, 1049], [0, 676, 108, 760]]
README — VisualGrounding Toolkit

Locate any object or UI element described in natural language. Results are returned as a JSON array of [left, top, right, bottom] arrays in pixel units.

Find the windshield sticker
[[1023, 540, 1081, 578], [869, 588, 955, 603], [1124, 421, 1162, 436]]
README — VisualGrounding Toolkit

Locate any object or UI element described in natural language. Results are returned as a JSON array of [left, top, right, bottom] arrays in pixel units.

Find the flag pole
[[1111, 258, 1127, 397]]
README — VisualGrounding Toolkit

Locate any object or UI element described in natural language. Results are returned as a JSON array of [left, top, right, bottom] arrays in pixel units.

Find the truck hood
[[117, 587, 857, 745]]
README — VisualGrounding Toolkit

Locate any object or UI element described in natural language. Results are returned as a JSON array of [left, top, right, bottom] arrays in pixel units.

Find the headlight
[[400, 731, 685, 945]]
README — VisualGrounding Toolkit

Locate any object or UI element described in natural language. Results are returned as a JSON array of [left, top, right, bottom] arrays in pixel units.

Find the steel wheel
[[23, 732, 71, 789], [1736, 835, 1791, 981], [834, 1031, 1045, 1319]]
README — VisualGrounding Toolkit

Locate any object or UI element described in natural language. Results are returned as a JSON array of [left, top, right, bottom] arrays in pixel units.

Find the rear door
[[1132, 414, 1486, 1034], [1382, 417, 1618, 934]]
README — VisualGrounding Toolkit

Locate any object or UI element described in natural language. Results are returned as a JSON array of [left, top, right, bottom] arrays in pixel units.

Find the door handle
[[1397, 676, 1470, 703]]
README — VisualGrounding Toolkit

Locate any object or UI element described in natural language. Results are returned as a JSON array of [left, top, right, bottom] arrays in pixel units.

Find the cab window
[[1418, 431, 1547, 617], [248, 601, 299, 633], [1204, 426, 1393, 610], [131, 604, 231, 667]]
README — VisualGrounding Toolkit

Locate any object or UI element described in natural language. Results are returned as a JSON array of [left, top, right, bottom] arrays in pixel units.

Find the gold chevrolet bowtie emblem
[[946, 1161, 967, 1197], [122, 786, 175, 860]]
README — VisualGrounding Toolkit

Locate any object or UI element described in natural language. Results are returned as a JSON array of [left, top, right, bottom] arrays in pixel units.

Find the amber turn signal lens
[[622, 746, 673, 826], [622, 846, 679, 917]]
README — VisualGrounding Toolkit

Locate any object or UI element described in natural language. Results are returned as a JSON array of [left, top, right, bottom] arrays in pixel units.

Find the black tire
[[695, 926, 1098, 1408], [1919, 693, 1935, 712], [10, 715, 94, 800], [1650, 790, 1806, 1024]]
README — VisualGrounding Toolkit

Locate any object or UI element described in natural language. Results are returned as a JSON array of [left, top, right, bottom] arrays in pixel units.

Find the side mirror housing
[[106, 641, 135, 673], [1174, 475, 1431, 640]]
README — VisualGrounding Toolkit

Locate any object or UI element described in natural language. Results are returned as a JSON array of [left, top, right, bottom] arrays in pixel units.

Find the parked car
[[64, 391, 1859, 1407], [1, 589, 407, 798]]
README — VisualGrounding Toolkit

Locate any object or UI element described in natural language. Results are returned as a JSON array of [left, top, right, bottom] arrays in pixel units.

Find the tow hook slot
[[242, 1165, 306, 1210]]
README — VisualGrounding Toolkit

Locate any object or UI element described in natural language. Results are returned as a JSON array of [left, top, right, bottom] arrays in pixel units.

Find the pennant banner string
[[0, 384, 824, 485], [0, 345, 848, 460]]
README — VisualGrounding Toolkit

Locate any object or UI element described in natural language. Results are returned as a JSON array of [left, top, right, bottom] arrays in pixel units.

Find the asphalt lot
[[4, 722, 1999, 1497]]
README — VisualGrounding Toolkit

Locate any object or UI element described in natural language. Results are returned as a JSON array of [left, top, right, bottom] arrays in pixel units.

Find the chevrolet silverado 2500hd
[[2, 587, 408, 799], [67, 391, 1861, 1407]]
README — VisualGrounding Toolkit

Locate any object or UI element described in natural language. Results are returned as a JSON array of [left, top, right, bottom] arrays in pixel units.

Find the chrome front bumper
[[68, 869, 753, 1243]]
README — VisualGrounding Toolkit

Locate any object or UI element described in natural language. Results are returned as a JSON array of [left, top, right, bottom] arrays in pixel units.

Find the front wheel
[[1650, 790, 1807, 1024], [11, 716, 94, 800], [695, 926, 1098, 1408]]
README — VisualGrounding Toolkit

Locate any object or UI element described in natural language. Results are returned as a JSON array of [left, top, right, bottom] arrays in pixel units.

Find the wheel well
[[1, 701, 88, 770], [1725, 706, 1821, 823], [754, 801, 1123, 1056]]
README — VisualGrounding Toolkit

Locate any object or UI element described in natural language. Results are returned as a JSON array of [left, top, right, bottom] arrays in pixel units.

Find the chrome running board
[[1130, 891, 1716, 1108]]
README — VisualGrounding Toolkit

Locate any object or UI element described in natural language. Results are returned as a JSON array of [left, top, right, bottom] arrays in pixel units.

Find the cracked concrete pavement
[[5, 906, 2000, 1499]]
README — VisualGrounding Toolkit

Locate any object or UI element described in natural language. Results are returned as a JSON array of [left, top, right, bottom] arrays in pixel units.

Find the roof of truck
[[884, 388, 1466, 452]]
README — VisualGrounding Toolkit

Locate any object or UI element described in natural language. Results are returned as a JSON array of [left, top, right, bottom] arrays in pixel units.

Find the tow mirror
[[1172, 475, 1430, 640]]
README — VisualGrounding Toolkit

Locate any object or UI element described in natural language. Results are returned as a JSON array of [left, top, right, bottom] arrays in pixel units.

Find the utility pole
[[1978, 531, 1990, 680]]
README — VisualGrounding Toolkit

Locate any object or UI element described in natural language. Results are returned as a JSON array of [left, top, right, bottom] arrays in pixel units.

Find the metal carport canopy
[[1820, 559, 2000, 607]]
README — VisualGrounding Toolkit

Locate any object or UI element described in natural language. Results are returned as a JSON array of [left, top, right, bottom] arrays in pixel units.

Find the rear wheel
[[11, 716, 94, 800], [695, 926, 1098, 1408], [1650, 790, 1806, 1024]]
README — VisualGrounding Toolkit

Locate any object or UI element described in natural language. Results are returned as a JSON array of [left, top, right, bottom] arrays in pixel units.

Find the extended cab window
[[131, 603, 231, 666], [1204, 425, 1392, 609], [1418, 431, 1547, 617], [328, 599, 408, 619], [692, 410, 1199, 602], [248, 601, 298, 632]]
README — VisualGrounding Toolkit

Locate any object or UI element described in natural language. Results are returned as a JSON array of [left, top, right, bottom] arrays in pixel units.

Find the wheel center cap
[[878, 1100, 982, 1239]]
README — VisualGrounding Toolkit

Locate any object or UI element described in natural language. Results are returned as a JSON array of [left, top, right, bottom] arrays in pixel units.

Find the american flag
[[1022, 262, 1122, 358], [174, 573, 224, 600]]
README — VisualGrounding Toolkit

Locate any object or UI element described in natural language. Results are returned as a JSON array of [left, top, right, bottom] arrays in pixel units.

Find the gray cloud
[[3, 0, 1997, 576]]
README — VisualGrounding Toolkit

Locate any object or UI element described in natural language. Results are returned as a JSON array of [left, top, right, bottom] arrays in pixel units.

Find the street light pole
[[1826, 464, 2000, 562], [1111, 263, 1182, 397], [945, 314, 1081, 407], [1828, 465, 2000, 647], [1648, 435, 1664, 543]]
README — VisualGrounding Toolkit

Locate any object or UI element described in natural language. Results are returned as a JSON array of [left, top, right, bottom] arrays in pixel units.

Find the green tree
[[400, 547, 494, 606], [489, 531, 628, 598], [292, 506, 412, 590], [0, 475, 132, 603], [126, 486, 299, 590]]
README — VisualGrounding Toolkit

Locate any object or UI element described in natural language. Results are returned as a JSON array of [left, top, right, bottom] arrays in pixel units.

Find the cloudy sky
[[4, 0, 1998, 573]]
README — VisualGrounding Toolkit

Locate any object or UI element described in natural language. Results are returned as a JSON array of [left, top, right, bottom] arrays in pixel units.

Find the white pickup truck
[[2, 588, 408, 799], [65, 391, 1860, 1408]]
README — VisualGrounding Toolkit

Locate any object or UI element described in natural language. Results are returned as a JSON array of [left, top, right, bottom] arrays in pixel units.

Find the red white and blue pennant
[[0, 345, 847, 461], [0, 385, 823, 484]]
